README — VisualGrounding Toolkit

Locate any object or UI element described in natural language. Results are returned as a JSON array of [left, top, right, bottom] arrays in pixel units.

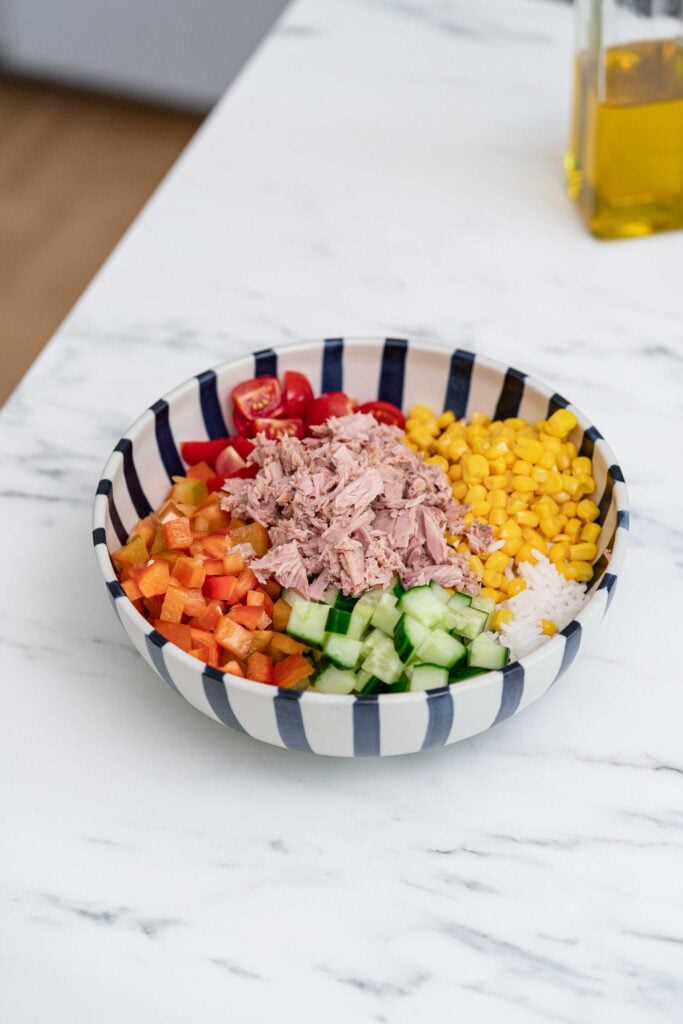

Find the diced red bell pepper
[[189, 628, 219, 667], [187, 460, 217, 482], [160, 584, 189, 623], [163, 517, 193, 550], [138, 560, 170, 598], [230, 523, 269, 557], [273, 654, 314, 689], [181, 438, 231, 466], [204, 575, 239, 602], [228, 605, 272, 631], [232, 567, 258, 601], [190, 601, 223, 631], [206, 476, 226, 493], [222, 659, 245, 678], [172, 556, 206, 589], [152, 620, 193, 651], [246, 651, 274, 685], [214, 616, 253, 658]]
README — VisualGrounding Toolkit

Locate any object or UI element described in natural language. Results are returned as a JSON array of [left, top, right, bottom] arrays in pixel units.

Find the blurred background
[[0, 0, 291, 403]]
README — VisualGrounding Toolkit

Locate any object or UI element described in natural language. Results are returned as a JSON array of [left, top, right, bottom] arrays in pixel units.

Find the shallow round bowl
[[93, 338, 629, 756]]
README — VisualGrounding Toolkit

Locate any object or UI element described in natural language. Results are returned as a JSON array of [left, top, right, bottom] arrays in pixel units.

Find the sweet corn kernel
[[565, 518, 582, 540], [541, 619, 557, 636], [557, 562, 579, 580], [577, 474, 595, 495], [486, 441, 509, 460], [451, 483, 468, 501], [539, 515, 562, 539], [469, 554, 485, 576], [517, 542, 542, 564], [486, 550, 510, 573], [557, 514, 568, 527], [408, 404, 434, 420], [581, 522, 601, 544], [572, 456, 592, 476], [549, 541, 569, 564], [448, 464, 463, 482], [546, 409, 578, 438], [513, 437, 544, 463], [489, 508, 507, 527], [489, 456, 508, 474], [564, 442, 578, 460], [502, 536, 523, 557], [521, 529, 547, 550], [577, 499, 600, 522], [448, 441, 469, 462], [512, 475, 535, 493], [427, 455, 449, 472], [532, 496, 559, 518], [531, 466, 550, 484], [464, 454, 489, 479], [470, 411, 491, 426], [405, 418, 424, 432], [516, 510, 540, 528], [492, 609, 513, 631], [555, 491, 571, 505], [457, 542, 470, 554], [479, 586, 506, 603], [445, 533, 460, 546], [571, 560, 594, 582], [504, 418, 527, 430], [542, 473, 563, 495], [505, 577, 527, 597], [437, 411, 455, 429], [561, 473, 581, 498], [482, 569, 503, 589], [555, 452, 571, 471], [465, 484, 488, 504], [512, 460, 533, 476], [538, 451, 557, 471], [489, 489, 508, 509], [541, 435, 562, 453], [409, 427, 436, 450], [436, 436, 454, 458], [501, 518, 522, 537], [423, 419, 441, 437], [569, 542, 597, 562], [472, 502, 491, 518], [507, 497, 528, 516], [561, 500, 577, 518]]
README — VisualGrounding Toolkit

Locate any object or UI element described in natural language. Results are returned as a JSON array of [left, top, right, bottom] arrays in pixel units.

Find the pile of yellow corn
[[404, 405, 601, 605]]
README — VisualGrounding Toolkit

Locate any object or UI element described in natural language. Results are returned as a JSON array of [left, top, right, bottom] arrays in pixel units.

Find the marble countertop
[[2, 1, 681, 1020]]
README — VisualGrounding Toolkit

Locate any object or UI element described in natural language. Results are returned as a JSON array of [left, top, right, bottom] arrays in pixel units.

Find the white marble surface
[[2, 1, 682, 1020]]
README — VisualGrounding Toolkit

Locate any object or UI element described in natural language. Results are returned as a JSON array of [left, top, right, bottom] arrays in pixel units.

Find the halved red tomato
[[358, 400, 406, 429], [230, 436, 255, 459], [215, 445, 247, 477], [232, 406, 252, 438], [251, 417, 305, 440], [231, 376, 284, 422], [180, 438, 230, 466], [305, 391, 355, 428], [283, 371, 314, 419]]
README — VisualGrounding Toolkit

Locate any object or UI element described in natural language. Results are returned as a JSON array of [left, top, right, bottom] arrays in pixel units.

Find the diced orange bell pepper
[[121, 577, 143, 602], [170, 478, 209, 506], [273, 654, 314, 689], [222, 659, 245, 678], [233, 568, 258, 602], [214, 616, 253, 658], [190, 628, 219, 667], [138, 559, 170, 598], [134, 517, 156, 549], [112, 535, 149, 569], [172, 556, 206, 589], [152, 620, 193, 651], [183, 588, 207, 617], [269, 632, 305, 656], [187, 461, 216, 482], [144, 595, 164, 620], [203, 558, 226, 576], [201, 535, 229, 558], [272, 598, 292, 633], [150, 526, 166, 555], [223, 551, 246, 574], [261, 578, 282, 600], [246, 590, 265, 607], [163, 517, 193, 551], [189, 600, 223, 631], [248, 629, 273, 653], [204, 575, 239, 602], [199, 502, 231, 529], [246, 652, 274, 685], [160, 584, 189, 623], [228, 605, 271, 631], [230, 523, 269, 557]]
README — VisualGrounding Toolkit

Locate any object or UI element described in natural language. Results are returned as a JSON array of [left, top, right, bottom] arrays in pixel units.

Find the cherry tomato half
[[231, 376, 284, 421], [231, 407, 253, 438], [215, 445, 248, 477], [180, 438, 230, 466], [229, 436, 255, 459], [358, 400, 406, 429], [305, 391, 355, 428], [283, 370, 314, 419], [252, 417, 305, 440]]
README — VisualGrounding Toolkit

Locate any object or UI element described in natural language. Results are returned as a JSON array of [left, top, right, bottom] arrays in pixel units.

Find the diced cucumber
[[348, 598, 376, 639], [362, 643, 404, 685], [467, 633, 510, 670], [390, 677, 411, 693], [390, 573, 404, 597], [471, 595, 495, 629], [282, 587, 307, 608], [357, 670, 384, 695], [448, 592, 472, 608], [410, 664, 449, 691], [361, 628, 388, 658], [320, 585, 340, 606], [326, 607, 352, 635], [393, 614, 429, 662], [449, 665, 488, 682], [398, 586, 446, 628], [370, 592, 401, 636], [413, 629, 466, 669], [314, 664, 357, 694], [324, 634, 363, 670], [286, 600, 329, 647], [428, 581, 451, 604], [436, 602, 465, 633], [447, 604, 488, 641], [335, 592, 358, 612]]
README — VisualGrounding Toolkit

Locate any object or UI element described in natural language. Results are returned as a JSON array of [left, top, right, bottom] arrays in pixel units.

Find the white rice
[[500, 554, 586, 660]]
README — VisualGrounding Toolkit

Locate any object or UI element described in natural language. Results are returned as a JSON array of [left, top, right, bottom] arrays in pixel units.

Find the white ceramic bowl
[[93, 338, 628, 756]]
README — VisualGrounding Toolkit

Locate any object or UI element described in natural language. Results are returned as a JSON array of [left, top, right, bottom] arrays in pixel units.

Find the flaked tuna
[[221, 413, 492, 596]]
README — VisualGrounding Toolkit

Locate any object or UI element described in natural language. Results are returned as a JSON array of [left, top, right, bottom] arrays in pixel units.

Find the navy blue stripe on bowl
[[274, 689, 313, 752], [196, 369, 229, 439], [321, 337, 344, 392], [598, 572, 618, 613], [493, 662, 525, 724], [254, 348, 278, 377], [92, 527, 106, 547], [202, 665, 246, 732], [144, 632, 181, 694], [617, 509, 630, 531], [150, 399, 184, 480], [106, 580, 125, 600], [422, 687, 454, 749], [579, 425, 603, 460], [553, 620, 582, 684], [597, 464, 625, 526], [494, 367, 526, 421], [378, 338, 408, 408], [96, 478, 127, 546], [547, 393, 570, 417], [114, 438, 152, 519], [443, 349, 475, 417], [353, 697, 380, 756]]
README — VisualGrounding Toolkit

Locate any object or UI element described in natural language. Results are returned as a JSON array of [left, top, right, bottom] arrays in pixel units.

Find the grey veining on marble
[[1, 1, 681, 1022]]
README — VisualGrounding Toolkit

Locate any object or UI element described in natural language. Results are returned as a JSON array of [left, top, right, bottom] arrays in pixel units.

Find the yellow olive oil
[[566, 39, 683, 239]]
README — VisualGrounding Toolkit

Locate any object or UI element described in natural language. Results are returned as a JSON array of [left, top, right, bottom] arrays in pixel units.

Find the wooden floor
[[0, 77, 203, 404]]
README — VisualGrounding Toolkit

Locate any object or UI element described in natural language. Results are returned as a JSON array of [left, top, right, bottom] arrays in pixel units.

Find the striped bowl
[[92, 338, 628, 757]]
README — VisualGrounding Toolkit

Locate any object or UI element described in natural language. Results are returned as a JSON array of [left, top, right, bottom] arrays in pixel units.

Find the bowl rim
[[92, 336, 629, 706]]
